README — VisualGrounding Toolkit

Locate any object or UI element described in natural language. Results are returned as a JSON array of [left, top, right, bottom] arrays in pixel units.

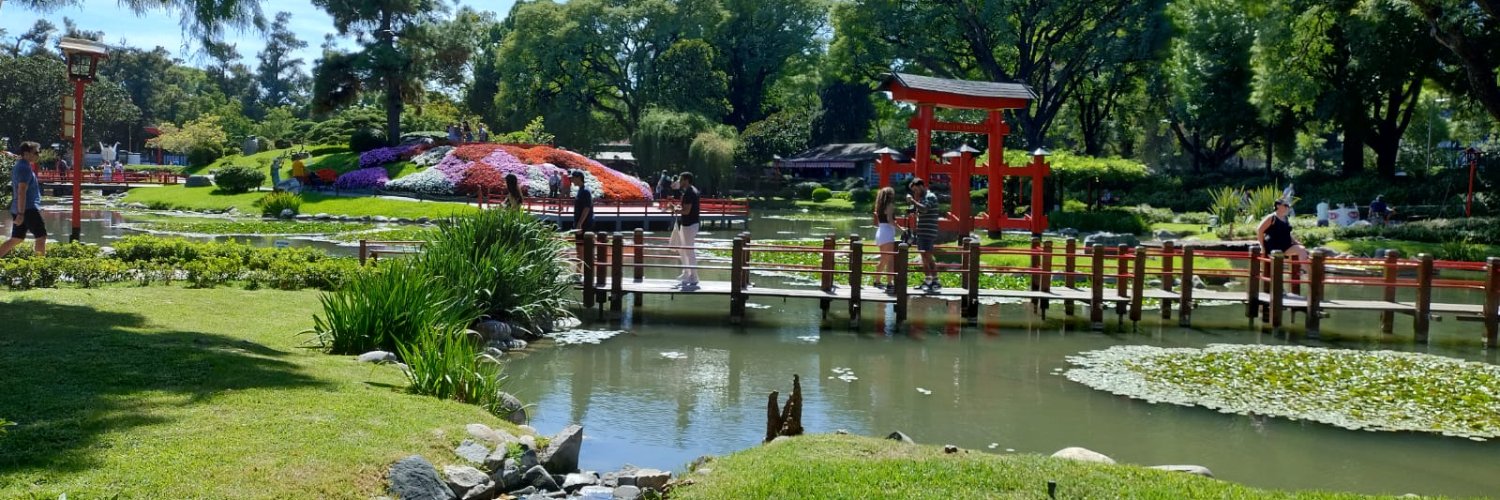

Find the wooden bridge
[[563, 231, 1500, 347], [516, 197, 750, 231], [355, 232, 1500, 346]]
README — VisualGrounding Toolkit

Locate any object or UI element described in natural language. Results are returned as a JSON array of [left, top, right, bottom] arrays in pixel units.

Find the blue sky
[[0, 0, 518, 67]]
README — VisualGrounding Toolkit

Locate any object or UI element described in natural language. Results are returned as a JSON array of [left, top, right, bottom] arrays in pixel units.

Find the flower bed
[[382, 143, 651, 201], [358, 144, 422, 170], [333, 167, 390, 190], [411, 146, 453, 167], [384, 167, 454, 195], [1064, 344, 1500, 440]]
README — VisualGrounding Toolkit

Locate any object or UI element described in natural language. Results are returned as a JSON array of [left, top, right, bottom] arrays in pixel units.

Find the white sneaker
[[680, 283, 700, 292]]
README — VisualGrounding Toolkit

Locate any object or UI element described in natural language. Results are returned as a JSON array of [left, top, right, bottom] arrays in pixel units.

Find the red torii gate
[[874, 73, 1051, 235]]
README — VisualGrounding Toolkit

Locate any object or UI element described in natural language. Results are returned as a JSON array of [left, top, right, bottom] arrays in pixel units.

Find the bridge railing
[[37, 170, 184, 185]]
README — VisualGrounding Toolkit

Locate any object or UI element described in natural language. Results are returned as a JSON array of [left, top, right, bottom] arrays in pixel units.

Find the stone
[[455, 439, 491, 464], [577, 485, 614, 499], [612, 485, 642, 500], [1051, 447, 1115, 464], [1374, 248, 1389, 258], [417, 217, 431, 224], [466, 423, 514, 446], [491, 463, 521, 490], [358, 350, 398, 364], [482, 347, 506, 361], [1149, 465, 1214, 477], [483, 448, 510, 472], [509, 486, 537, 497], [498, 392, 528, 425], [562, 472, 600, 492], [185, 175, 212, 188], [886, 431, 915, 444], [1192, 275, 1208, 289], [360, 215, 373, 222], [278, 208, 296, 219], [618, 469, 670, 492], [475, 320, 514, 343], [388, 455, 457, 500], [1154, 230, 1179, 241], [1147, 279, 1163, 288], [1083, 232, 1140, 248], [294, 214, 312, 221], [1058, 227, 1080, 239], [443, 465, 496, 499], [519, 425, 538, 434], [374, 215, 390, 223], [314, 213, 331, 220], [518, 435, 537, 450], [539, 425, 583, 473], [517, 465, 560, 492], [125, 202, 149, 209], [518, 448, 540, 470], [944, 445, 959, 454]]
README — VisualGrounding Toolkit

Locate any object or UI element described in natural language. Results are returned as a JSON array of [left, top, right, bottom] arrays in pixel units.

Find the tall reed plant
[[420, 209, 574, 331], [397, 328, 508, 413], [311, 260, 478, 354]]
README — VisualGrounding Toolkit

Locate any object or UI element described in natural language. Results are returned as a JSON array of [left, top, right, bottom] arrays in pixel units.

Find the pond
[[38, 204, 369, 257], [502, 209, 1500, 498]]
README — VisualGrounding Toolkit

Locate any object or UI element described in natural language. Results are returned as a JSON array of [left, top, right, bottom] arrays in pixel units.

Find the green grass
[[123, 185, 479, 219], [129, 219, 376, 235], [0, 287, 522, 499], [794, 198, 860, 211], [673, 434, 1398, 499], [1326, 239, 1500, 260]]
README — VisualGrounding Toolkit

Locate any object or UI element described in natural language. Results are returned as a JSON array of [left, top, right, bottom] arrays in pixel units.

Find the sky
[[0, 0, 518, 67]]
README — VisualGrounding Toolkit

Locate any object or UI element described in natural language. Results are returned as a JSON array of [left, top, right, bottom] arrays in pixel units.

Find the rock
[[374, 215, 391, 223], [518, 435, 537, 450], [944, 445, 959, 454], [417, 217, 431, 224], [618, 469, 670, 492], [540, 425, 583, 473], [518, 448, 540, 469], [612, 485, 642, 500], [1082, 232, 1140, 248], [1149, 465, 1214, 477], [357, 350, 398, 364], [185, 175, 212, 188], [491, 463, 521, 490], [444, 465, 496, 499], [225, 206, 239, 215], [338, 215, 352, 222], [1374, 248, 1389, 258], [1154, 230, 1179, 241], [294, 214, 312, 220], [497, 392, 528, 425], [834, 429, 849, 435], [279, 208, 295, 219], [467, 423, 514, 446], [1051, 447, 1115, 464], [474, 320, 514, 343], [482, 347, 506, 361], [562, 472, 600, 492], [1147, 278, 1163, 288], [388, 455, 457, 500], [455, 439, 491, 465], [483, 447, 511, 472], [577, 485, 614, 499], [519, 425, 538, 434], [1192, 275, 1208, 289], [1059, 227, 1080, 239], [125, 202, 149, 209], [516, 465, 560, 492], [886, 431, 915, 444], [360, 215, 373, 222], [314, 213, 331, 220], [396, 217, 413, 224], [509, 486, 537, 497]]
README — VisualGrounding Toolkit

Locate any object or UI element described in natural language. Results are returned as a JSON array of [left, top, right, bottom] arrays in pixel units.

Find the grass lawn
[[1326, 238, 1500, 259], [793, 199, 864, 212], [0, 287, 518, 499], [122, 185, 479, 219], [673, 434, 1393, 499], [973, 235, 1235, 270], [194, 146, 418, 188]]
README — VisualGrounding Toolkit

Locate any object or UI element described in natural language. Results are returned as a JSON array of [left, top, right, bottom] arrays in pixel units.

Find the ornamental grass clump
[[311, 260, 478, 354], [254, 191, 303, 217], [397, 328, 508, 414], [1066, 344, 1500, 440], [420, 208, 574, 330]]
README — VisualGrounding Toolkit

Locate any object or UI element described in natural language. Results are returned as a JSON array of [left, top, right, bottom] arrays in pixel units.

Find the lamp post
[[59, 37, 108, 243]]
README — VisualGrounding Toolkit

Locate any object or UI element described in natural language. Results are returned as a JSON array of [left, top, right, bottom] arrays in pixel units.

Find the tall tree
[[713, 0, 825, 130], [7, 19, 55, 57], [0, 54, 141, 148], [645, 39, 731, 120], [831, 0, 1169, 149], [311, 0, 445, 144], [1071, 7, 1171, 157], [1164, 0, 1259, 171], [255, 11, 310, 112], [1406, 0, 1500, 124], [810, 79, 876, 145]]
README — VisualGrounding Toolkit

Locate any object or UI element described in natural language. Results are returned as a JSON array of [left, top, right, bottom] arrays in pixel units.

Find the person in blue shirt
[[2, 141, 47, 257]]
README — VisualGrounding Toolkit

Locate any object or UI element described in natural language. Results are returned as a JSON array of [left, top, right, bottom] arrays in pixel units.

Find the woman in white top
[[871, 187, 899, 292]]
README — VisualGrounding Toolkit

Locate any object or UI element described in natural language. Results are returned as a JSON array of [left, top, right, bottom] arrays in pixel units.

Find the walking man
[[673, 172, 701, 290], [2, 141, 47, 257], [548, 169, 561, 198], [907, 178, 941, 291]]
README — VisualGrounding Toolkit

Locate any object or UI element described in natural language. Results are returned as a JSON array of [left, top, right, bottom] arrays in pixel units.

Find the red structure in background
[[874, 73, 1051, 235]]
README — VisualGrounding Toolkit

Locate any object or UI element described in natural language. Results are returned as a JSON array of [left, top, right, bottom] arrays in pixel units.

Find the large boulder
[[454, 439, 491, 465], [886, 431, 915, 444], [612, 485, 642, 500], [443, 465, 497, 500], [474, 320, 514, 343], [514, 465, 560, 492], [388, 455, 457, 500], [562, 472, 600, 493], [466, 423, 515, 447], [185, 175, 212, 188], [497, 392, 528, 425], [617, 468, 671, 492], [1083, 232, 1140, 249], [540, 425, 583, 474], [357, 351, 398, 364], [1051, 447, 1115, 464]]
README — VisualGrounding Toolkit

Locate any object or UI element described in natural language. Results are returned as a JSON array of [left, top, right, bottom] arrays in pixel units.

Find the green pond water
[[503, 209, 1500, 498]]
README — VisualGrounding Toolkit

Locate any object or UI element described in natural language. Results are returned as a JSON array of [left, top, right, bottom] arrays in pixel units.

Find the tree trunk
[[1373, 141, 1399, 178], [380, 9, 401, 146], [1340, 116, 1366, 177]]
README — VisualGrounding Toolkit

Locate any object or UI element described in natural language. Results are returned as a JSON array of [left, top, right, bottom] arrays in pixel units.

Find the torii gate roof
[[877, 73, 1034, 110]]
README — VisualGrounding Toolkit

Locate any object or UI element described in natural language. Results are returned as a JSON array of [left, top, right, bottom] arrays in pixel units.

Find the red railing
[[519, 197, 750, 220], [37, 170, 184, 185]]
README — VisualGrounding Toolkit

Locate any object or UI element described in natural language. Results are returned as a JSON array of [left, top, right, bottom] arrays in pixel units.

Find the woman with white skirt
[[871, 187, 899, 293]]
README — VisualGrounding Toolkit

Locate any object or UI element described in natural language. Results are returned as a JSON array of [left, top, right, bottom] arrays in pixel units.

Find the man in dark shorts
[[2, 141, 47, 257], [907, 178, 941, 291]]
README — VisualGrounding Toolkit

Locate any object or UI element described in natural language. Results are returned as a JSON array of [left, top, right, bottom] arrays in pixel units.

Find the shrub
[[1436, 239, 1487, 262], [47, 242, 101, 259], [58, 258, 128, 288], [214, 165, 266, 194], [970, 189, 988, 206], [810, 187, 833, 202], [311, 259, 476, 354], [1124, 205, 1175, 224], [420, 209, 573, 328], [832, 191, 852, 201], [849, 187, 874, 204], [792, 181, 823, 200], [255, 191, 303, 217], [840, 177, 867, 190], [398, 328, 509, 415], [187, 146, 223, 168], [1336, 217, 1500, 245], [1048, 209, 1150, 235], [350, 127, 387, 153]]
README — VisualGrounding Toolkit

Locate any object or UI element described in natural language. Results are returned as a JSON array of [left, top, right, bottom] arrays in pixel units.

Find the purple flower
[[335, 167, 390, 190], [358, 144, 419, 169], [432, 154, 471, 183]]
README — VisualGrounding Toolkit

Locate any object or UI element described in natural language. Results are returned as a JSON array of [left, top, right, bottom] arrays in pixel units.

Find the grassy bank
[[123, 185, 478, 219], [673, 434, 1393, 499], [0, 287, 518, 498]]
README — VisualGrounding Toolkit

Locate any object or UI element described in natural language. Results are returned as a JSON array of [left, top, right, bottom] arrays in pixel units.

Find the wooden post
[[632, 228, 644, 307], [1130, 245, 1146, 324], [359, 240, 368, 266], [1064, 238, 1077, 316], [894, 243, 910, 322], [1040, 240, 1054, 315], [581, 234, 596, 309], [594, 232, 609, 306], [1381, 250, 1401, 334], [849, 235, 864, 326], [966, 238, 981, 319], [1178, 247, 1195, 327], [610, 234, 624, 312], [1270, 251, 1285, 332], [1247, 247, 1261, 321], [1289, 248, 1303, 296], [1484, 257, 1499, 348], [1090, 245, 1105, 330], [1415, 253, 1434, 344], [730, 237, 746, 323], [1030, 237, 1042, 310], [1307, 250, 1325, 337], [819, 236, 834, 317], [1160, 241, 1175, 319], [1115, 245, 1129, 318], [740, 231, 753, 289]]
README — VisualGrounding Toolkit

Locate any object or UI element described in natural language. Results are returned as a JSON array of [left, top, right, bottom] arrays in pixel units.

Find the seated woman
[[1257, 200, 1309, 261]]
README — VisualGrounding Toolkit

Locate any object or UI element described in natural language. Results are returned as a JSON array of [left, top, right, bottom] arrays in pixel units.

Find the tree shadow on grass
[[0, 299, 326, 476]]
